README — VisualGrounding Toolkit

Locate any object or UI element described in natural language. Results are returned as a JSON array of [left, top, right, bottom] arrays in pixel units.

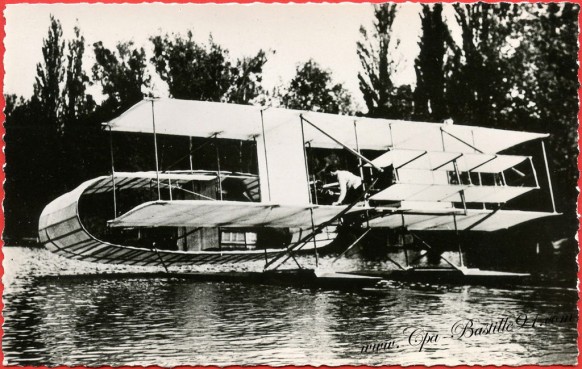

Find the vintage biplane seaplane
[[38, 98, 558, 282]]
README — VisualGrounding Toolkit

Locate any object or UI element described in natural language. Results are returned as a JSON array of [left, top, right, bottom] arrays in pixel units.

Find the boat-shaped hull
[[39, 176, 337, 267]]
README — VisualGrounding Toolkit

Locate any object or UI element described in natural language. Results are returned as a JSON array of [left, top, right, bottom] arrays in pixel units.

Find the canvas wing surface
[[367, 209, 558, 232], [108, 200, 358, 228]]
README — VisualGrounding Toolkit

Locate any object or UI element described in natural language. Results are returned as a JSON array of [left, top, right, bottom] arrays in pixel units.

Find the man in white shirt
[[326, 165, 363, 205]]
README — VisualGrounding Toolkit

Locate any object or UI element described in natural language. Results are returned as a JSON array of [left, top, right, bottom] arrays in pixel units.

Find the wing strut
[[353, 121, 367, 196], [264, 177, 380, 271], [214, 134, 223, 200], [310, 208, 319, 267], [331, 228, 372, 266], [541, 140, 557, 213], [260, 109, 272, 201], [300, 115, 384, 172], [453, 214, 464, 268], [409, 232, 461, 270], [107, 125, 118, 219], [300, 116, 313, 203], [150, 241, 170, 273], [151, 100, 162, 200], [441, 127, 484, 153]]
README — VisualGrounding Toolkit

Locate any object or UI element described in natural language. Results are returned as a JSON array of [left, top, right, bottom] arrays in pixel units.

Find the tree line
[[4, 3, 578, 242]]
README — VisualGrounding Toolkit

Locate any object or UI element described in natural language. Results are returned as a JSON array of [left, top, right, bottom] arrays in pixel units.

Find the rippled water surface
[[3, 247, 578, 366]]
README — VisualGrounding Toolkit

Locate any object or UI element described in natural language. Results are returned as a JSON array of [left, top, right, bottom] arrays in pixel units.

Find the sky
[[4, 3, 422, 110]]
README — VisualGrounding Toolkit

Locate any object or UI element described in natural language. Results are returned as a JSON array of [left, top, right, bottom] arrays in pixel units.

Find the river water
[[3, 246, 578, 366]]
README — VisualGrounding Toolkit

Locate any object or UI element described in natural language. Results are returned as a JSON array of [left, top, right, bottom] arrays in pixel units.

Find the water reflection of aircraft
[[39, 99, 558, 280]]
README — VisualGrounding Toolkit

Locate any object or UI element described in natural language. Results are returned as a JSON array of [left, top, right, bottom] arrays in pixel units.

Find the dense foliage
[[278, 60, 353, 114], [150, 32, 268, 104]]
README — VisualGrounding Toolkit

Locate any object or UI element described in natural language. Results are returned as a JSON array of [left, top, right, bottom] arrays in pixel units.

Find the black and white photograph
[[2, 2, 579, 366]]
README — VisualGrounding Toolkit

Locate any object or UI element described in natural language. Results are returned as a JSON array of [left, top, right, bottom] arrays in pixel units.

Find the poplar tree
[[32, 15, 65, 130], [357, 4, 412, 119], [413, 4, 453, 121], [63, 25, 94, 127]]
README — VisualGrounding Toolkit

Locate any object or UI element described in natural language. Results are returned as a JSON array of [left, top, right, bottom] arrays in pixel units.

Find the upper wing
[[106, 99, 547, 152]]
